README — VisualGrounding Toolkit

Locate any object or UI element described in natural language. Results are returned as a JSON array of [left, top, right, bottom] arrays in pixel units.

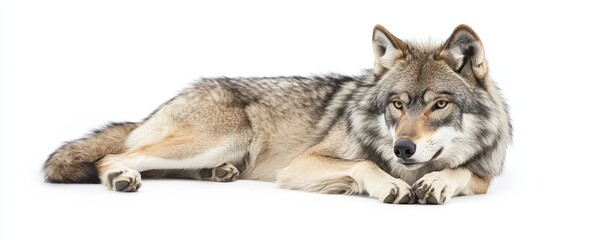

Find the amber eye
[[435, 100, 448, 109], [392, 101, 404, 110]]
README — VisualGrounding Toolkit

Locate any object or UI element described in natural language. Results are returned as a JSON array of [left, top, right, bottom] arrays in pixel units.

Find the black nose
[[393, 139, 416, 159]]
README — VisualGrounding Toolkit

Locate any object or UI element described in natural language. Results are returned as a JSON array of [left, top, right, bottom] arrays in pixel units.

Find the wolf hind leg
[[99, 95, 253, 191], [141, 163, 240, 182], [98, 132, 250, 192]]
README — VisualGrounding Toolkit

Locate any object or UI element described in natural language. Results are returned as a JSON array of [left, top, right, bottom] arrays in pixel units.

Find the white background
[[2, 0, 602, 239]]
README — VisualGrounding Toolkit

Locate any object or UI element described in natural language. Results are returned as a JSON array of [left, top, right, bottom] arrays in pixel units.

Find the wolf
[[43, 24, 511, 204]]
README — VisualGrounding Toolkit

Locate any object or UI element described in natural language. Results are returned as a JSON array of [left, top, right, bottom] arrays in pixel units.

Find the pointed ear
[[440, 24, 488, 80], [372, 25, 405, 77]]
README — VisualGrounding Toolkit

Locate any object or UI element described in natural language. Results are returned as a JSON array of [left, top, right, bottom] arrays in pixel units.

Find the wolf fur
[[43, 24, 511, 204]]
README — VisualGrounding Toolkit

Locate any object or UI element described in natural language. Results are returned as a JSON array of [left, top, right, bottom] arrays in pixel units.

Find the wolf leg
[[412, 167, 491, 204], [141, 163, 240, 182], [97, 130, 250, 191], [277, 154, 414, 204], [95, 94, 253, 191]]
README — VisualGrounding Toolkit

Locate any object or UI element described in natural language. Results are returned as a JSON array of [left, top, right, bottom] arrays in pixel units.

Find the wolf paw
[[104, 168, 142, 192], [371, 178, 415, 204], [412, 173, 454, 204], [200, 163, 240, 182]]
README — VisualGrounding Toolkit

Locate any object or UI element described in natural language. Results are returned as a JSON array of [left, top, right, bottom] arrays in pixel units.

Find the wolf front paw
[[370, 178, 415, 204], [103, 168, 142, 192], [200, 163, 240, 182], [412, 173, 454, 204]]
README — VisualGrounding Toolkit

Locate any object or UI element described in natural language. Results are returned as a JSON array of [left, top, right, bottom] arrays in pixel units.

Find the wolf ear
[[373, 25, 405, 77], [441, 24, 488, 80]]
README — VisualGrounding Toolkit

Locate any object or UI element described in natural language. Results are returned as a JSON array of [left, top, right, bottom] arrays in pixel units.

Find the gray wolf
[[43, 24, 511, 204]]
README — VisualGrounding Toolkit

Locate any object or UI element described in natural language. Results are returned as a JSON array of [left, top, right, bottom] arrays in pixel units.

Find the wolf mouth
[[430, 148, 443, 161], [399, 147, 443, 167]]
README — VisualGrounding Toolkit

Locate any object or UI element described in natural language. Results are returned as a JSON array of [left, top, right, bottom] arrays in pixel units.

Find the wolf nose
[[393, 139, 416, 159]]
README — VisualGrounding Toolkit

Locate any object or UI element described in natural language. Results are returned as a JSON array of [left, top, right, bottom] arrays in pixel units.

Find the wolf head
[[371, 25, 511, 177]]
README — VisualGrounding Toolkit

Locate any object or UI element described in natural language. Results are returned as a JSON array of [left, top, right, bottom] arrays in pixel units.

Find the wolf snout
[[393, 139, 416, 160]]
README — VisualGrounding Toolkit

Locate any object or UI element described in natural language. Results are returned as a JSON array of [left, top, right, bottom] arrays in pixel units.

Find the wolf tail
[[43, 122, 139, 183]]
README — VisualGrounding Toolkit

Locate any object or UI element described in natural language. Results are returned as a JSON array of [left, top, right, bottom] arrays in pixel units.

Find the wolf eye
[[435, 100, 448, 109], [392, 101, 404, 110]]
